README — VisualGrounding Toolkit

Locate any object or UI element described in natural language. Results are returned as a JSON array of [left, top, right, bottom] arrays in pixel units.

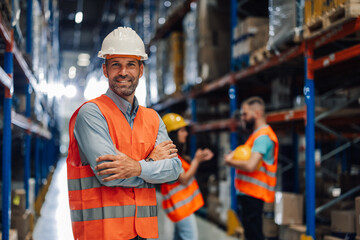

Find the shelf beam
[[234, 44, 305, 81], [266, 107, 306, 123], [309, 17, 360, 49], [0, 12, 11, 43], [11, 110, 52, 139], [0, 66, 13, 90], [312, 43, 360, 70]]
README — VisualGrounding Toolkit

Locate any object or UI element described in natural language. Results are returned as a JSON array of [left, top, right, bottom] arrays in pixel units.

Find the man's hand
[[148, 140, 178, 161], [95, 151, 141, 182]]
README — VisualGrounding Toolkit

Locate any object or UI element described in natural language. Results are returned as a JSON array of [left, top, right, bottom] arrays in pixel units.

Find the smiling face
[[102, 57, 143, 102]]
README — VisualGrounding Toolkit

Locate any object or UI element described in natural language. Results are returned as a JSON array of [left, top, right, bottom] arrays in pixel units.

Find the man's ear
[[102, 64, 108, 78], [139, 63, 144, 78]]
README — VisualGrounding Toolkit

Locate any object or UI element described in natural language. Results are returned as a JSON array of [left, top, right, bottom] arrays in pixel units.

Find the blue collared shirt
[[74, 88, 182, 187]]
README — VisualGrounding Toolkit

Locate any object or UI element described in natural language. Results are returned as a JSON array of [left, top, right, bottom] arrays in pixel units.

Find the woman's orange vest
[[235, 125, 278, 203], [160, 155, 204, 222], [67, 95, 160, 240]]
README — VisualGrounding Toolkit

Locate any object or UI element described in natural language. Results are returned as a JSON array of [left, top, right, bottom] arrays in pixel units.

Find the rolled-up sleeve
[[138, 113, 183, 183]]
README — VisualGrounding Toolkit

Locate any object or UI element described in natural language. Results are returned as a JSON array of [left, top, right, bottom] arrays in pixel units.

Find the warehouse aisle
[[33, 158, 237, 240]]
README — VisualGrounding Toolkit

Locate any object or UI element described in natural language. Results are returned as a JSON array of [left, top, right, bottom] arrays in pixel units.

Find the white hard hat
[[98, 27, 148, 60]]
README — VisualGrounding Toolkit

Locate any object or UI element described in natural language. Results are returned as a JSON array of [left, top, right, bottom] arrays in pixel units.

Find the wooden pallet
[[304, 0, 360, 39], [249, 46, 272, 66]]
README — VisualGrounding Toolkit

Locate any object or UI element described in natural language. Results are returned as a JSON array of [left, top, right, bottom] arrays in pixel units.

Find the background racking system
[[0, 1, 60, 239], [150, 1, 360, 239]]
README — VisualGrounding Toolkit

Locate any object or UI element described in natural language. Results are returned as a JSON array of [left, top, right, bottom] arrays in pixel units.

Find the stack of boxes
[[232, 17, 269, 70], [197, 0, 230, 82], [274, 192, 305, 240], [11, 189, 31, 240], [268, 0, 303, 52], [330, 210, 356, 239]]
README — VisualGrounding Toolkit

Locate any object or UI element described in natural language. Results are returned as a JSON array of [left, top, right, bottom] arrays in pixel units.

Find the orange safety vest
[[235, 125, 278, 203], [67, 95, 160, 240], [161, 155, 204, 222]]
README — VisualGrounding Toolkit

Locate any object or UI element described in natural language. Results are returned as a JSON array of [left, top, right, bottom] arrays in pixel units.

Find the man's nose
[[119, 66, 127, 76]]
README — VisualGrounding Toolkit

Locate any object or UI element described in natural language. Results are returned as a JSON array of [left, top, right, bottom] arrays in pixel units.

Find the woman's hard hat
[[98, 27, 148, 60], [162, 113, 189, 133]]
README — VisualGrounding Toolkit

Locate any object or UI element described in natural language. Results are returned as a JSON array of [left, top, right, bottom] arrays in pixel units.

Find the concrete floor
[[33, 158, 238, 240]]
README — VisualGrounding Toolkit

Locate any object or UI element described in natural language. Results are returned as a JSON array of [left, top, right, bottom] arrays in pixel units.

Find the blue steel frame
[[2, 32, 13, 240], [24, 83, 32, 209], [229, 0, 238, 211], [304, 44, 316, 239]]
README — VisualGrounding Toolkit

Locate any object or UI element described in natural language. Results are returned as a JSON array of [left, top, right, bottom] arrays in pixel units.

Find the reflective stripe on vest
[[162, 177, 196, 201], [161, 155, 204, 222], [235, 125, 278, 203], [236, 174, 275, 192], [163, 188, 201, 214], [68, 176, 155, 191], [71, 205, 137, 222], [67, 95, 160, 239]]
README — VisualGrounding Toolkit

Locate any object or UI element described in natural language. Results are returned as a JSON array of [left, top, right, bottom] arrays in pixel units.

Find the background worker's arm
[[225, 135, 274, 172], [225, 151, 263, 172], [74, 102, 146, 187], [178, 148, 213, 185]]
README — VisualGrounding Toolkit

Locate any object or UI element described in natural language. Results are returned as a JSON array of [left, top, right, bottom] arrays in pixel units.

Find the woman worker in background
[[161, 113, 214, 240]]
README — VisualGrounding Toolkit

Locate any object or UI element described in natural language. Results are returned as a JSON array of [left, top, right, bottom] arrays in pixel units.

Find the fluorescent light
[[164, 1, 171, 7], [77, 53, 90, 66], [64, 85, 77, 98], [158, 17, 165, 25], [68, 66, 76, 79], [75, 12, 83, 24]]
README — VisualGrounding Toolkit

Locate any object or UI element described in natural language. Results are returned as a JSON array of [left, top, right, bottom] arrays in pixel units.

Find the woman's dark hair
[[168, 129, 187, 156]]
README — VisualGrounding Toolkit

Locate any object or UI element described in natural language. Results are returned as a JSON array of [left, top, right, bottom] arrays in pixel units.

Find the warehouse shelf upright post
[[304, 42, 316, 239], [229, 0, 238, 212], [2, 27, 14, 240]]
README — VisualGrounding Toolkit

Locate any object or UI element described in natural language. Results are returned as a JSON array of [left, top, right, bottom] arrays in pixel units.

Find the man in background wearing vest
[[224, 96, 279, 240], [67, 27, 182, 240]]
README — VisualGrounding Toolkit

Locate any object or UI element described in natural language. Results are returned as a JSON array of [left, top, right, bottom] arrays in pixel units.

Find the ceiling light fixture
[[68, 66, 76, 79], [75, 12, 83, 24], [77, 53, 90, 66]]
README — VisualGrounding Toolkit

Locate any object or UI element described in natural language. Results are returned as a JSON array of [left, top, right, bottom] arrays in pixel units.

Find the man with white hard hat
[[66, 27, 182, 240]]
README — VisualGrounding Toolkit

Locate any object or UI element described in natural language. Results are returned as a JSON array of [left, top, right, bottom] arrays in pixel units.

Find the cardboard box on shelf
[[275, 192, 304, 225], [11, 210, 30, 240], [356, 197, 360, 236], [11, 189, 26, 215], [331, 210, 356, 233], [279, 224, 306, 240]]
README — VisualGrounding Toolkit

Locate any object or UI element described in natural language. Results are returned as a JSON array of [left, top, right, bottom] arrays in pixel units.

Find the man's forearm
[[139, 158, 182, 184]]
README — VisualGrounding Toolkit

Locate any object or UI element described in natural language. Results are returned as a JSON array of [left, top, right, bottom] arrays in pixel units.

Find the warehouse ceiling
[[58, 0, 269, 92], [58, 0, 145, 90]]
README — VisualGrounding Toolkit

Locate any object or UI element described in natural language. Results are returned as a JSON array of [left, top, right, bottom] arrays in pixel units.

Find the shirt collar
[[105, 88, 139, 115]]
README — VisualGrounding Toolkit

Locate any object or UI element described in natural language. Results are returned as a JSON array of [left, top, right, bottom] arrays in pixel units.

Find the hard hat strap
[[106, 54, 142, 60]]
